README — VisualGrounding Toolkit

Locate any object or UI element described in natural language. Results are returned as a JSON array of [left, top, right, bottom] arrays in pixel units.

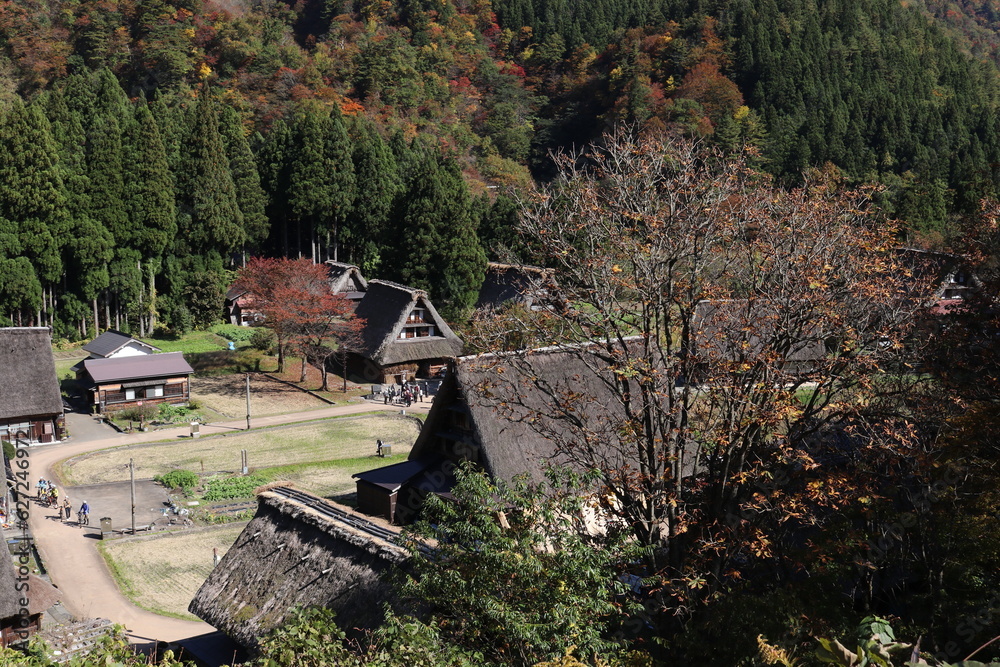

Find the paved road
[[27, 398, 432, 647]]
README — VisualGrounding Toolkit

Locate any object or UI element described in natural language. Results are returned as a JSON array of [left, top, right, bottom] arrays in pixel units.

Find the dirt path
[[28, 398, 431, 645]]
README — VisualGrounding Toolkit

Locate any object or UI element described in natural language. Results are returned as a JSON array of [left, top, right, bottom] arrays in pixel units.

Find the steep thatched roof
[[189, 486, 408, 649], [408, 341, 686, 487], [0, 328, 63, 420], [325, 261, 368, 298], [0, 530, 61, 619], [475, 263, 560, 312], [352, 280, 463, 366], [894, 247, 980, 302]]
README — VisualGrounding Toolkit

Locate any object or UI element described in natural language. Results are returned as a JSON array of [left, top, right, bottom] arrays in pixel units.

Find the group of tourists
[[381, 383, 424, 406], [35, 478, 60, 506], [36, 478, 89, 524]]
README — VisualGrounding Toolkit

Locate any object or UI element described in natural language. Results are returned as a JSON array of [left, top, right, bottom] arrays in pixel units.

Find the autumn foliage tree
[[468, 129, 933, 643], [235, 257, 363, 389]]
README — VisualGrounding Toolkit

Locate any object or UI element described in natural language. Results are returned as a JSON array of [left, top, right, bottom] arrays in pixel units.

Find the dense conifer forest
[[3, 0, 1000, 335]]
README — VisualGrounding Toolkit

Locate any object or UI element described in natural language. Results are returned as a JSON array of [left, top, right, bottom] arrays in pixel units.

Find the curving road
[[26, 399, 431, 646]]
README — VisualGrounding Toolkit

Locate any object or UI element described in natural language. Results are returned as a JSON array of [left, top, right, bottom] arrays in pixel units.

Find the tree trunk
[[147, 265, 157, 334], [92, 298, 99, 337], [300, 355, 308, 383], [138, 260, 145, 337], [283, 214, 289, 258]]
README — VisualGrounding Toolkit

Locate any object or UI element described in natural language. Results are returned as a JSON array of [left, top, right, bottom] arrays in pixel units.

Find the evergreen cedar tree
[[235, 257, 364, 391]]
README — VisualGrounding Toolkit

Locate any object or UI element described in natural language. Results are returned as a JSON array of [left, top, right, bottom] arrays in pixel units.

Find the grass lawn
[[256, 453, 411, 498], [139, 330, 231, 354], [98, 523, 247, 620], [60, 413, 422, 486], [191, 374, 329, 418], [54, 358, 81, 382]]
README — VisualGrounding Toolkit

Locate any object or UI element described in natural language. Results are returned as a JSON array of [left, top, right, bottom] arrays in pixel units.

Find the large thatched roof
[[408, 341, 690, 487], [325, 261, 368, 299], [351, 280, 463, 366], [894, 247, 979, 302], [0, 328, 63, 420], [475, 263, 560, 312], [189, 485, 408, 649]]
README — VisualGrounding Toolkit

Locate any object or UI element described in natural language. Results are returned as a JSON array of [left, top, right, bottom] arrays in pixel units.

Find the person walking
[[62, 498, 71, 522]]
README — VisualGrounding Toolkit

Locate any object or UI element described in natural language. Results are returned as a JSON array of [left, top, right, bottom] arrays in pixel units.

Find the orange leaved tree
[[234, 257, 363, 390]]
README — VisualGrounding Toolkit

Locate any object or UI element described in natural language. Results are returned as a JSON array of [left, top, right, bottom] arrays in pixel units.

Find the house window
[[125, 389, 136, 400], [151, 385, 164, 397]]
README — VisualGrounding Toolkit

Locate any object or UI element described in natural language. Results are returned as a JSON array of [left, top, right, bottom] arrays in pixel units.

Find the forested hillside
[[2, 0, 1000, 335]]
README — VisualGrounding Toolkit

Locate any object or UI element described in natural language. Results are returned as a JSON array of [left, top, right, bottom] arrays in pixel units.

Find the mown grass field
[[98, 523, 247, 620], [60, 414, 421, 486], [191, 374, 328, 418]]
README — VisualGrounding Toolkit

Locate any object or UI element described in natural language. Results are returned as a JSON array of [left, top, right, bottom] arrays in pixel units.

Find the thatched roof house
[[346, 280, 463, 384], [894, 247, 980, 313], [189, 485, 409, 650], [355, 341, 693, 524], [325, 261, 368, 303], [0, 530, 61, 646], [0, 328, 64, 444], [475, 262, 562, 312]]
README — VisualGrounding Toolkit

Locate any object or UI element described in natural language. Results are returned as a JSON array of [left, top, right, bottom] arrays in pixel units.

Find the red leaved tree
[[235, 257, 363, 390]]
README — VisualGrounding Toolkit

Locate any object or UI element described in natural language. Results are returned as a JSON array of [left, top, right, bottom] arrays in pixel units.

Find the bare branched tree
[[466, 129, 933, 614]]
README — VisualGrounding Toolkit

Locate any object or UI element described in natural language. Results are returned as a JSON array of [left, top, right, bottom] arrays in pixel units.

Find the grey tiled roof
[[82, 352, 193, 383], [82, 330, 159, 358]]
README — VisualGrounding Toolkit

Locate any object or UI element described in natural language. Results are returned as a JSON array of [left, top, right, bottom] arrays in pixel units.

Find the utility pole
[[130, 458, 136, 536], [245, 373, 251, 431]]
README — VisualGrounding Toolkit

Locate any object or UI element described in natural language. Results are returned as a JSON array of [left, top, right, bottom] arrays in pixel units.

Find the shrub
[[249, 328, 274, 352], [210, 324, 262, 343], [155, 470, 199, 490], [203, 474, 269, 501], [158, 403, 190, 421], [117, 404, 159, 423]]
